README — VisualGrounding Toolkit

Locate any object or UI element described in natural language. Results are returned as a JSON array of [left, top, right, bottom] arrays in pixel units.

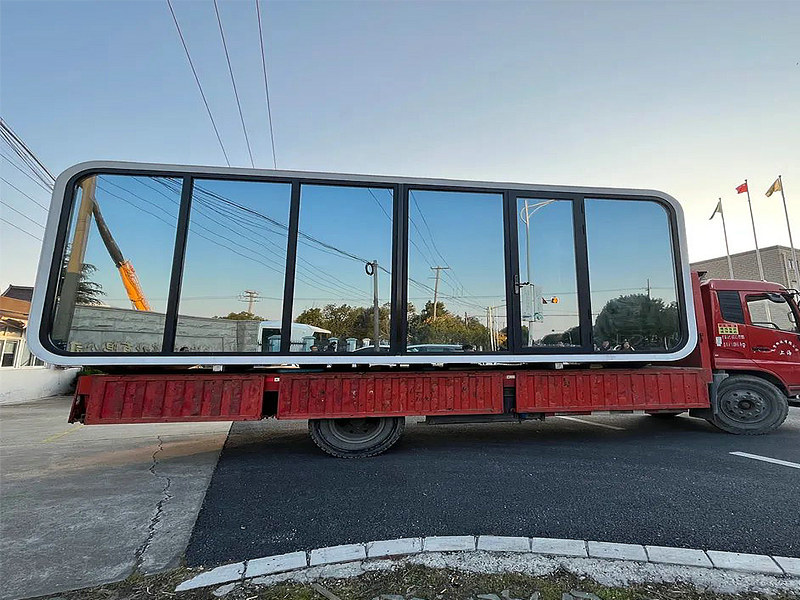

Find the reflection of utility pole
[[519, 199, 556, 346], [240, 290, 260, 314], [430, 266, 450, 320], [53, 176, 96, 345], [646, 278, 651, 299], [369, 260, 381, 350]]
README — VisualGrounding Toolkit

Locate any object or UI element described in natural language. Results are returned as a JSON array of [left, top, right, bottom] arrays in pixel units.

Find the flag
[[736, 182, 748, 194], [766, 177, 782, 197], [709, 200, 723, 220]]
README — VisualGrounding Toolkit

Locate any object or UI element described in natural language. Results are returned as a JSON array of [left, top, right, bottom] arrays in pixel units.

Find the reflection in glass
[[585, 199, 680, 352], [51, 175, 180, 352], [176, 179, 291, 352], [517, 199, 579, 347], [291, 185, 393, 353], [406, 190, 506, 352]]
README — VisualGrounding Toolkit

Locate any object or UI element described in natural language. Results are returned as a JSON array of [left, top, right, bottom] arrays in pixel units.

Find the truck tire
[[309, 417, 405, 458], [709, 375, 789, 435]]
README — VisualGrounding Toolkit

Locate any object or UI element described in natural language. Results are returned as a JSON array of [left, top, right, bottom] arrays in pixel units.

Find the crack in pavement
[[133, 435, 173, 574]]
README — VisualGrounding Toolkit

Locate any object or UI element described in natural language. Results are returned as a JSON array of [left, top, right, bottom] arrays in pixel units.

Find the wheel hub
[[328, 418, 384, 444], [721, 390, 768, 423]]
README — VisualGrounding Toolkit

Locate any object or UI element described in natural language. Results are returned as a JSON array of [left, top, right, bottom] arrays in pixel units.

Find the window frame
[[30, 161, 696, 365]]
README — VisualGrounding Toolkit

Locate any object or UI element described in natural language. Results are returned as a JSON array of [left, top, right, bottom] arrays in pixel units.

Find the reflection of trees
[[593, 293, 679, 349], [408, 301, 490, 347], [60, 248, 104, 305], [540, 325, 580, 346], [218, 311, 263, 320], [296, 303, 391, 340]]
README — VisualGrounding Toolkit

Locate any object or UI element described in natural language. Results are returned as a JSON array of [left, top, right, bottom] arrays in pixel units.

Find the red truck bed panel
[[277, 371, 505, 419], [515, 368, 710, 412], [76, 374, 264, 424]]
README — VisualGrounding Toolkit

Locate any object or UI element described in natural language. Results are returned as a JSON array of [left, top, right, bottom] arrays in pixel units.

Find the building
[[690, 245, 799, 289], [0, 284, 78, 404]]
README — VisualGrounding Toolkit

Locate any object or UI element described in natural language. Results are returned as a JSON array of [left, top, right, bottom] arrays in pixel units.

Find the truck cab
[[698, 278, 800, 433]]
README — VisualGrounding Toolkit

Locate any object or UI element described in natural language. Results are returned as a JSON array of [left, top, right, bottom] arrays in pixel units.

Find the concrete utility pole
[[370, 260, 380, 350], [430, 266, 450, 320], [240, 290, 260, 314]]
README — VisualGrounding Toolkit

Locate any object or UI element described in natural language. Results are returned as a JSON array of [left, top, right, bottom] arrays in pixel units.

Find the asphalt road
[[186, 408, 800, 568]]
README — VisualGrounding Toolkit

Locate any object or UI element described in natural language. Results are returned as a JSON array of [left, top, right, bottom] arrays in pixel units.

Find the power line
[[0, 216, 42, 242], [0, 118, 55, 182], [255, 0, 277, 169], [166, 0, 231, 167], [1, 153, 54, 194], [0, 176, 49, 210], [213, 0, 255, 168], [0, 200, 45, 229]]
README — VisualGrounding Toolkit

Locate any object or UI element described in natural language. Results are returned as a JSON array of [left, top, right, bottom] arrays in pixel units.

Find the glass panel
[[517, 198, 579, 347], [585, 199, 680, 353], [406, 190, 506, 352], [50, 175, 180, 352], [2, 340, 18, 366], [746, 295, 797, 332], [176, 179, 291, 352], [291, 185, 393, 353]]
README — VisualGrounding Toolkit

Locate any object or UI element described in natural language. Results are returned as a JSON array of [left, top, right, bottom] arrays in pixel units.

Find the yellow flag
[[766, 177, 782, 197]]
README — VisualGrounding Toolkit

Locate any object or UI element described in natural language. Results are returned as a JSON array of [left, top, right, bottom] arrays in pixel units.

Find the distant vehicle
[[257, 321, 331, 352]]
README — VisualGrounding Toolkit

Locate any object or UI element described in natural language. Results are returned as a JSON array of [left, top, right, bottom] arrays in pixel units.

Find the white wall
[[0, 367, 80, 405]]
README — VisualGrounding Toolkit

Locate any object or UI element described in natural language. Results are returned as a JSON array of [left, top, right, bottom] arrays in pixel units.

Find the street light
[[519, 199, 557, 346]]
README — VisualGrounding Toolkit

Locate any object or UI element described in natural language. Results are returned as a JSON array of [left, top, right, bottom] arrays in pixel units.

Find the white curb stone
[[477, 536, 531, 552], [309, 543, 367, 566], [175, 561, 245, 591], [706, 550, 783, 575], [246, 551, 308, 578], [530, 537, 587, 558], [588, 541, 647, 562], [423, 536, 476, 552], [645, 545, 713, 568], [773, 556, 800, 577], [367, 537, 423, 559]]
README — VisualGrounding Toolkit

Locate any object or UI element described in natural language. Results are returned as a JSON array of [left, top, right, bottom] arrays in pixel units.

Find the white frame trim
[[29, 160, 698, 367]]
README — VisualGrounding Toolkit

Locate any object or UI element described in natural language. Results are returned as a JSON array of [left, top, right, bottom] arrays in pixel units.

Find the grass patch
[[35, 564, 798, 600]]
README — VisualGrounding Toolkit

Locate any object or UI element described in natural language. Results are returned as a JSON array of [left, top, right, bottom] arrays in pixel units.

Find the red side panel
[[277, 371, 505, 419], [515, 368, 710, 412], [77, 374, 264, 424]]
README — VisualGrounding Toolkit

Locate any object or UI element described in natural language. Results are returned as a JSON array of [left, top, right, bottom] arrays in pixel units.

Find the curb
[[175, 535, 800, 592]]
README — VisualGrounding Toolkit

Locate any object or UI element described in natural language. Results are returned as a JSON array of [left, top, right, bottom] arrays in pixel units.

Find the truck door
[[742, 292, 800, 389]]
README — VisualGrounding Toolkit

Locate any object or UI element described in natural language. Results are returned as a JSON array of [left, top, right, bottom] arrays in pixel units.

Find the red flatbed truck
[[67, 273, 800, 457]]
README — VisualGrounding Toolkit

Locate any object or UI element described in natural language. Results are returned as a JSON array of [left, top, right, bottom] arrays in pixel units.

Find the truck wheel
[[309, 417, 405, 458], [709, 375, 789, 435]]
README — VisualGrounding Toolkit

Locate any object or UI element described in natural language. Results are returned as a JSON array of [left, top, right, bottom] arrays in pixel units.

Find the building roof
[[0, 295, 31, 321], [691, 245, 796, 264], [1, 285, 34, 302]]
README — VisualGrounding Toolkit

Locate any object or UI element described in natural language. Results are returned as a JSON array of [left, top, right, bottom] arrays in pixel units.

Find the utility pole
[[370, 260, 380, 350], [240, 290, 260, 314], [430, 266, 450, 320]]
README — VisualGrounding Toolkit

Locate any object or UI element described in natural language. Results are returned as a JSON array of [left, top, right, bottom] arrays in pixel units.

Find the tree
[[407, 301, 491, 348], [74, 263, 105, 305], [218, 311, 264, 321], [593, 294, 679, 349], [295, 303, 391, 341]]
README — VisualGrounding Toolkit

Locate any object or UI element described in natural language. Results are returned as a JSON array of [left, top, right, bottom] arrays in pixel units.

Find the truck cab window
[[745, 294, 798, 332]]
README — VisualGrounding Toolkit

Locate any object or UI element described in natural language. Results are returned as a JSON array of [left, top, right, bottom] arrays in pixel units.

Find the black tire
[[649, 411, 683, 418], [309, 417, 405, 458], [708, 375, 789, 435]]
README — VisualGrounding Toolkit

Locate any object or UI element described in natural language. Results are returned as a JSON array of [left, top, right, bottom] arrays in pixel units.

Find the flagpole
[[777, 175, 800, 286], [718, 197, 735, 279], [744, 179, 765, 280]]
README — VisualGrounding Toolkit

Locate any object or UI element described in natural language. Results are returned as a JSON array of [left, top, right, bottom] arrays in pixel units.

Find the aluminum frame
[[29, 160, 698, 366]]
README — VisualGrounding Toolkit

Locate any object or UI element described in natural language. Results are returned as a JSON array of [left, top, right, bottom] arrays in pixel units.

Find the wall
[[691, 246, 798, 288], [0, 366, 80, 405]]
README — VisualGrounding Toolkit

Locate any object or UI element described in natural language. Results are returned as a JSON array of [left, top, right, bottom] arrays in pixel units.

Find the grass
[[34, 564, 799, 600]]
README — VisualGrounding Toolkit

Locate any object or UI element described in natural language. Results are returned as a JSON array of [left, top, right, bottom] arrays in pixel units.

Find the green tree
[[593, 294, 679, 349], [75, 263, 105, 305], [408, 301, 491, 348], [295, 303, 391, 341], [218, 311, 263, 320]]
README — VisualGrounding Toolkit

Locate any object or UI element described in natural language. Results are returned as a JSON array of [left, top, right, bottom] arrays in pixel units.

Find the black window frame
[[38, 166, 691, 359]]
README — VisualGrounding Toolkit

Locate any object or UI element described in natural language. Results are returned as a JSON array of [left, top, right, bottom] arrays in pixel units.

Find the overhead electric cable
[[0, 118, 55, 182], [0, 217, 43, 241], [213, 0, 255, 168], [0, 176, 49, 210], [166, 0, 231, 167], [255, 0, 277, 169], [0, 200, 45, 228], [1, 154, 54, 194]]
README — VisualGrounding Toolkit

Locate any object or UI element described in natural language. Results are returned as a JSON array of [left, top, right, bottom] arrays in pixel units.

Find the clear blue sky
[[2, 0, 798, 295]]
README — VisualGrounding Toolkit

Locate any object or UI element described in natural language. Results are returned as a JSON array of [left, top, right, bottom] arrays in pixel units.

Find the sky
[[1, 0, 798, 296]]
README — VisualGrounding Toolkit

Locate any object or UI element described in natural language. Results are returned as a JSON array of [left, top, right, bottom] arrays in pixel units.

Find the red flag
[[736, 182, 748, 194]]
